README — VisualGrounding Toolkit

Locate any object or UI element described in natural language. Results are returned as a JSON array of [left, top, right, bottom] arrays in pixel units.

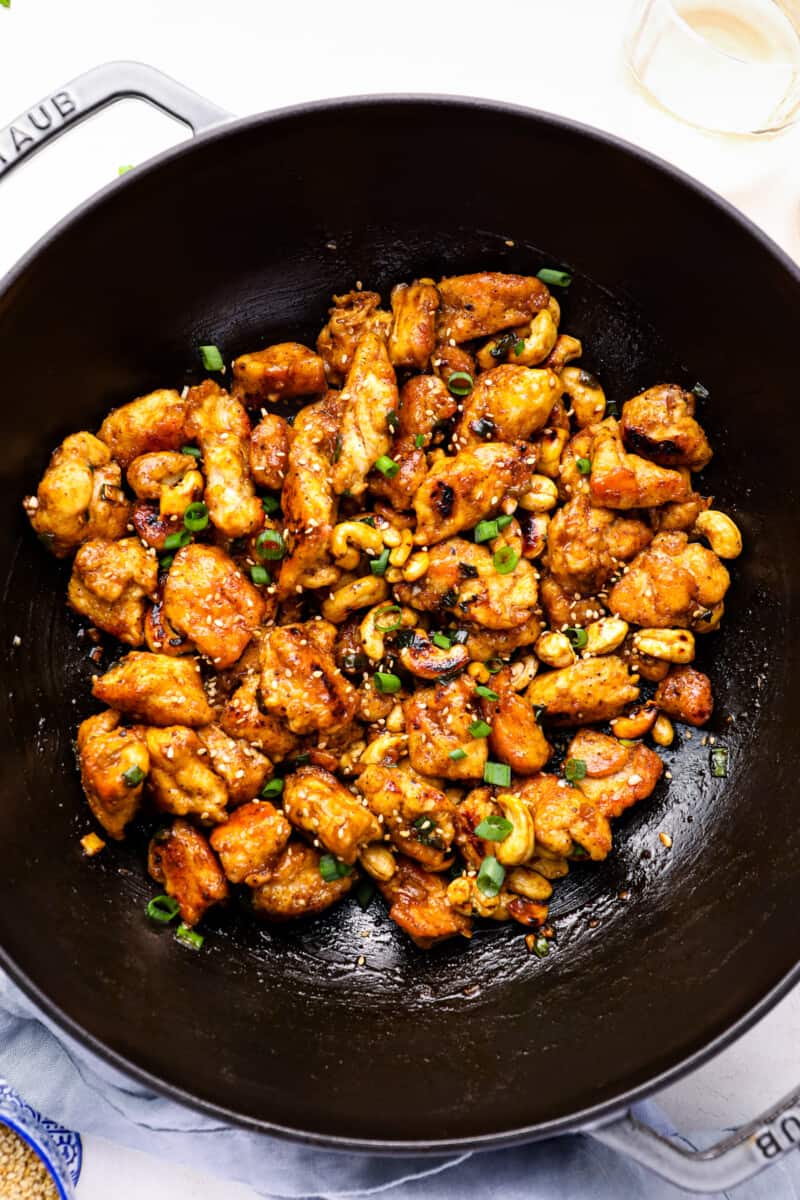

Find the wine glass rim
[[652, 0, 800, 69]]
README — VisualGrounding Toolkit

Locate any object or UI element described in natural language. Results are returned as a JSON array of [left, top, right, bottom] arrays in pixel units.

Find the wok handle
[[0, 60, 233, 182], [590, 1087, 800, 1193]]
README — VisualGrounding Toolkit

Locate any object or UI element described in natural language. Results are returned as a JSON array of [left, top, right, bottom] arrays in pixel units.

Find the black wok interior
[[0, 97, 798, 1149]]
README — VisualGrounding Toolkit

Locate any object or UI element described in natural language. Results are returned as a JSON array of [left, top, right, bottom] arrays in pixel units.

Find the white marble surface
[[0, 0, 799, 1195]]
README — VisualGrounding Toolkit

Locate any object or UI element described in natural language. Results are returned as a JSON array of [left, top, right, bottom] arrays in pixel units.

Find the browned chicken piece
[[412, 442, 535, 546], [92, 652, 214, 726], [145, 597, 193, 656], [589, 419, 690, 510], [249, 413, 292, 492], [389, 281, 440, 370], [437, 272, 549, 343], [219, 676, 301, 760], [185, 381, 263, 538], [558, 425, 595, 501], [526, 655, 640, 724], [397, 373, 457, 441], [608, 531, 730, 629], [455, 365, 561, 447], [76, 710, 149, 839], [126, 451, 204, 519], [650, 489, 710, 533], [148, 818, 229, 927], [405, 675, 488, 780], [654, 665, 714, 727], [462, 615, 543, 662], [397, 629, 470, 680], [566, 729, 663, 819], [377, 856, 472, 949], [431, 342, 476, 388], [259, 621, 358, 735], [23, 432, 130, 558], [517, 774, 613, 861], [163, 544, 265, 669], [546, 493, 653, 596], [453, 787, 502, 869], [446, 876, 549, 928], [481, 670, 551, 775], [231, 342, 326, 405], [251, 840, 354, 920], [332, 330, 399, 499], [143, 725, 229, 824], [209, 800, 292, 885], [367, 438, 428, 510], [283, 765, 381, 864], [544, 332, 583, 374], [196, 723, 272, 805], [98, 389, 189, 469], [316, 290, 392, 386], [621, 384, 712, 471], [277, 390, 344, 596], [356, 764, 456, 870], [538, 576, 606, 631], [395, 537, 538, 631], [68, 537, 158, 646], [131, 500, 173, 551]]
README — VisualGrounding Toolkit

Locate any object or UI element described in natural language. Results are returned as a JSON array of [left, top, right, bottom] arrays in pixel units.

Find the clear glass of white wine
[[625, 0, 800, 134]]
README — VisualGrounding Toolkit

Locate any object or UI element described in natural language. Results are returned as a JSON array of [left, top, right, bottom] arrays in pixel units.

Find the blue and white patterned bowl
[[0, 1080, 81, 1198]]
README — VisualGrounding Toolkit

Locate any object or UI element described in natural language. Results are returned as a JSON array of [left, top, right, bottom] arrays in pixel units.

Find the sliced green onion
[[513, 338, 526, 356], [319, 854, 352, 882], [370, 548, 390, 576], [164, 528, 192, 551], [387, 410, 399, 433], [487, 658, 504, 674], [199, 344, 224, 371], [332, 434, 342, 463], [576, 456, 592, 475], [374, 454, 400, 478], [490, 332, 517, 359], [374, 671, 401, 694], [475, 684, 499, 701], [375, 605, 402, 633], [565, 626, 588, 650], [183, 501, 209, 532], [146, 894, 180, 923], [414, 433, 426, 449], [261, 777, 284, 799], [262, 494, 280, 514], [493, 546, 519, 574], [484, 761, 511, 787], [531, 935, 550, 958], [122, 765, 145, 788], [449, 748, 467, 761], [181, 445, 201, 458], [250, 565, 269, 585], [469, 719, 492, 739], [474, 519, 499, 543], [292, 752, 311, 766], [447, 371, 474, 396], [475, 814, 513, 841], [710, 747, 728, 778], [692, 381, 710, 401], [255, 529, 286, 561], [175, 922, 204, 950], [354, 878, 375, 910], [565, 757, 587, 783], [572, 843, 589, 859], [532, 703, 546, 724], [619, 738, 639, 748], [412, 815, 439, 845], [432, 632, 453, 650], [359, 515, 376, 527], [476, 854, 506, 897], [118, 164, 134, 175], [537, 267, 572, 288], [159, 555, 174, 571], [496, 514, 513, 530]]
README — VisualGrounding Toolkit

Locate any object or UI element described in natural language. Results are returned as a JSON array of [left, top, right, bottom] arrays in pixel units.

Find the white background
[[1, 1, 800, 1196]]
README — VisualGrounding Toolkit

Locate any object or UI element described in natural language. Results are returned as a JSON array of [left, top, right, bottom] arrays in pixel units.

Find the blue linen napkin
[[1, 969, 798, 1199]]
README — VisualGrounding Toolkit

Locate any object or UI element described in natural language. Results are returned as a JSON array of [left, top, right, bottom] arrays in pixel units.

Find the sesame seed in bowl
[[0, 1082, 80, 1199]]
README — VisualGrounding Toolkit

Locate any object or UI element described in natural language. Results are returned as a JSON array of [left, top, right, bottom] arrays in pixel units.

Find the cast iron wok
[[0, 63, 798, 1187]]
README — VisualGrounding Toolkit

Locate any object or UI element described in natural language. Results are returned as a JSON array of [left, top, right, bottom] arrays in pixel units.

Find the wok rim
[[1, 90, 799, 1151]]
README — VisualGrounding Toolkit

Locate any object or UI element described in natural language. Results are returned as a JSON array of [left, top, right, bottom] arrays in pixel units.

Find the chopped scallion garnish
[[262, 494, 280, 514], [319, 854, 352, 882], [414, 433, 426, 449], [261, 777, 284, 799], [163, 529, 192, 551], [374, 671, 401, 694], [181, 445, 201, 458], [370, 548, 390, 576], [387, 410, 399, 433], [475, 684, 499, 701], [531, 936, 550, 958], [475, 814, 513, 841], [175, 922, 204, 950], [484, 761, 511, 787], [576, 456, 592, 475], [375, 605, 402, 633], [354, 878, 375, 910], [122, 765, 145, 788], [692, 381, 710, 401], [432, 632, 453, 650], [199, 344, 224, 371], [447, 371, 474, 396], [493, 546, 519, 574], [469, 719, 492, 739], [449, 748, 467, 761], [255, 529, 286, 560], [374, 454, 400, 478], [250, 565, 269, 585], [476, 854, 505, 897], [565, 757, 587, 783], [710, 747, 728, 777], [513, 338, 526, 356], [183, 501, 209, 532], [537, 267, 572, 288], [146, 894, 179, 924], [159, 555, 174, 571], [564, 626, 588, 650]]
